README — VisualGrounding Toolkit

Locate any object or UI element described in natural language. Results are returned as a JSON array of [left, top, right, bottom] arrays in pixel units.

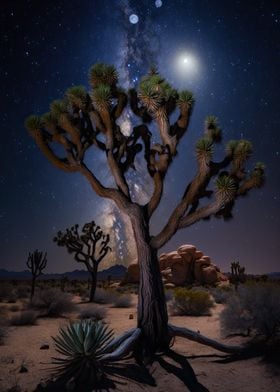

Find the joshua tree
[[25, 63, 265, 361], [54, 221, 111, 302], [230, 260, 246, 289], [26, 249, 47, 300]]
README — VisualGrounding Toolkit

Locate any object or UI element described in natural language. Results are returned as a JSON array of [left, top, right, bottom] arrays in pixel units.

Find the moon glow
[[175, 52, 201, 78]]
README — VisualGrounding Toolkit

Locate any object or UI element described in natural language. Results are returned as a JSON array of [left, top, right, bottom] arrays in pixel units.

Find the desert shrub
[[210, 286, 233, 304], [170, 287, 214, 316], [0, 326, 7, 344], [94, 288, 115, 304], [111, 294, 132, 308], [52, 320, 114, 386], [0, 283, 17, 302], [32, 288, 76, 317], [220, 282, 280, 338], [79, 305, 107, 321], [10, 310, 37, 326], [16, 285, 30, 299]]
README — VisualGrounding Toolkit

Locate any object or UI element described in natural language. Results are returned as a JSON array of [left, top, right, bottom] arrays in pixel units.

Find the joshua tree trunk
[[89, 266, 98, 303], [130, 206, 170, 358], [31, 276, 36, 300]]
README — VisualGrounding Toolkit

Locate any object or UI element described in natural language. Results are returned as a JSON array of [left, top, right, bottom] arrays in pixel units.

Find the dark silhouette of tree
[[25, 63, 265, 361], [26, 249, 47, 300], [230, 260, 246, 290], [54, 221, 111, 302]]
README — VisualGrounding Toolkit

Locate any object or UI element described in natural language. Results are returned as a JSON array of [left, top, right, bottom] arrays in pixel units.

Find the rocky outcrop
[[123, 244, 228, 286]]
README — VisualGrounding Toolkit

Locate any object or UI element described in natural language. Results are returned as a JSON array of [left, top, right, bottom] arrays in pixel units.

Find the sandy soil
[[0, 296, 279, 392]]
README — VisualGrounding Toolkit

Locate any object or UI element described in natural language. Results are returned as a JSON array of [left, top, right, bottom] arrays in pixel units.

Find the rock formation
[[123, 244, 228, 287]]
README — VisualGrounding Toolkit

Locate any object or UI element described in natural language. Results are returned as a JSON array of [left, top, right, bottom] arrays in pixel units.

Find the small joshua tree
[[230, 260, 246, 290], [26, 249, 47, 300], [54, 221, 111, 302]]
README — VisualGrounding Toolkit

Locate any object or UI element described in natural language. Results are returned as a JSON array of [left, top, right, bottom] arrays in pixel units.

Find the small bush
[[79, 305, 107, 321], [94, 288, 115, 304], [211, 286, 233, 304], [111, 294, 132, 308], [10, 310, 37, 326], [220, 283, 280, 338], [170, 287, 214, 316], [32, 288, 76, 317]]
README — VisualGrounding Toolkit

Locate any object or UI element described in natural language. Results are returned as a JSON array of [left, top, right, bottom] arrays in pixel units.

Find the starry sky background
[[1, 0, 279, 274]]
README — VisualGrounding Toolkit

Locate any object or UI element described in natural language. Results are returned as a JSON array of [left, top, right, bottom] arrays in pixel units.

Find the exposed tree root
[[101, 328, 142, 362], [168, 324, 244, 354]]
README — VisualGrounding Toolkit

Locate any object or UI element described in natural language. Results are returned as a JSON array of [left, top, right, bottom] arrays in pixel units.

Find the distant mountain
[[0, 265, 127, 281]]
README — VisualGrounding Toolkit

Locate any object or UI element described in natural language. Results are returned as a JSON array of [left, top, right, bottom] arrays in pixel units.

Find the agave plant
[[51, 320, 114, 385]]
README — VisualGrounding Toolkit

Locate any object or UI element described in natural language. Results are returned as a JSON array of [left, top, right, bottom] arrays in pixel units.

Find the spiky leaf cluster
[[204, 116, 222, 143], [89, 63, 118, 88], [226, 139, 252, 161], [216, 175, 237, 203], [52, 320, 114, 383], [195, 138, 213, 163], [50, 99, 69, 120], [177, 90, 195, 108], [91, 84, 112, 112], [250, 161, 266, 187], [139, 74, 177, 112], [66, 85, 88, 111], [25, 115, 42, 132]]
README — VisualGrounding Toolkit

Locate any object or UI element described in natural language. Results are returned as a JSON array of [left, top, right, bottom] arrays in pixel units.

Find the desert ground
[[0, 287, 279, 392]]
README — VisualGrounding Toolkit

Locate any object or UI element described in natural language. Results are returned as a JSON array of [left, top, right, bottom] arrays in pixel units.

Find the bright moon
[[175, 52, 200, 78], [129, 14, 139, 24]]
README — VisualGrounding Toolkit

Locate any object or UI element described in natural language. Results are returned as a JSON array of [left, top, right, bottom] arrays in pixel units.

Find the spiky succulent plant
[[91, 84, 112, 112], [66, 85, 88, 111], [139, 74, 177, 113], [250, 161, 266, 187], [89, 63, 118, 88], [50, 99, 69, 120], [177, 90, 195, 108], [204, 115, 222, 142], [216, 175, 237, 203], [195, 138, 213, 163], [24, 115, 42, 132], [51, 320, 114, 385]]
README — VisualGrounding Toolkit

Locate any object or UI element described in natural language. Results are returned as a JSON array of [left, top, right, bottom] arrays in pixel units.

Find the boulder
[[123, 243, 229, 287]]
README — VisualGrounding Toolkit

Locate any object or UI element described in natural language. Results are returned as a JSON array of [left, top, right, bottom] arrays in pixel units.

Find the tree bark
[[89, 267, 98, 303], [129, 205, 170, 359]]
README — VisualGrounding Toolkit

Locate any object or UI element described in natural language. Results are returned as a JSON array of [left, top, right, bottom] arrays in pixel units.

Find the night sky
[[1, 0, 279, 274]]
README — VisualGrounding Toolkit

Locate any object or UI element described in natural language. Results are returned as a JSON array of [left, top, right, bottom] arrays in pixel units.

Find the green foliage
[[24, 115, 42, 132], [170, 287, 214, 316], [226, 140, 239, 156], [89, 63, 118, 88], [52, 320, 114, 384], [50, 99, 69, 120], [220, 283, 280, 338], [66, 85, 88, 110], [177, 90, 195, 107], [91, 84, 112, 112], [139, 73, 177, 112], [215, 175, 237, 202], [195, 138, 213, 162]]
